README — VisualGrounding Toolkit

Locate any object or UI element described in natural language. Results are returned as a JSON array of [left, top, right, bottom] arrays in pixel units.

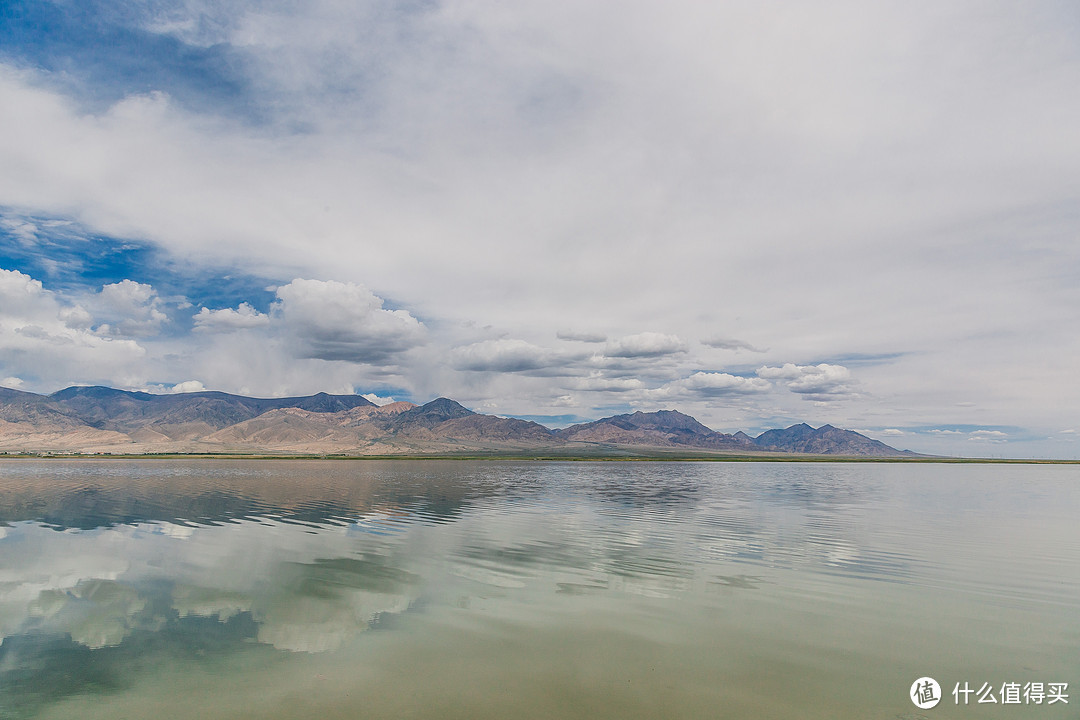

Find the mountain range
[[0, 386, 910, 457]]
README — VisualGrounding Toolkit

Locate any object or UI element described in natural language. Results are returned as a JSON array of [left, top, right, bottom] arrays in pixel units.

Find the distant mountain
[[0, 386, 375, 451], [0, 386, 83, 427], [557, 410, 756, 451], [0, 385, 909, 457], [206, 402, 416, 451], [0, 386, 132, 450], [205, 398, 554, 453], [390, 399, 556, 445], [48, 386, 374, 439], [753, 423, 909, 457]]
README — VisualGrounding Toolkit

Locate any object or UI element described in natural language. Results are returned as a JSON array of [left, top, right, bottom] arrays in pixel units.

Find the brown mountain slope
[[202, 399, 554, 454], [205, 403, 417, 452], [47, 386, 376, 435], [0, 386, 908, 456]]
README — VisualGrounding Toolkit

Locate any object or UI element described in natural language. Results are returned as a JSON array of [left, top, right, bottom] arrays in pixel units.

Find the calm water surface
[[0, 460, 1077, 719]]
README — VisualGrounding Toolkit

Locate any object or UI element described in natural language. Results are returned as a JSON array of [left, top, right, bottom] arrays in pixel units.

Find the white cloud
[[193, 302, 270, 332], [170, 380, 206, 394], [880, 428, 905, 436], [1, 376, 23, 389], [452, 339, 553, 373], [643, 371, 770, 402], [605, 332, 687, 359], [361, 393, 395, 406], [969, 430, 1008, 443], [0, 269, 146, 387], [274, 279, 425, 364], [757, 363, 855, 399], [0, 215, 38, 242], [678, 372, 770, 396], [95, 280, 168, 337], [59, 304, 94, 330]]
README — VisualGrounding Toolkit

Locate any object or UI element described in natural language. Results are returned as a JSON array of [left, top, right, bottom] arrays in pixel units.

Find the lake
[[0, 459, 1076, 718]]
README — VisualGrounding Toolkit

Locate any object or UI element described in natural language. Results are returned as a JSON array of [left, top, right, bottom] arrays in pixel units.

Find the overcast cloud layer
[[1, 0, 1079, 457]]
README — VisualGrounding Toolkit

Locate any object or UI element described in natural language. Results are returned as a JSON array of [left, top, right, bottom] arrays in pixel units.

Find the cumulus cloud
[[0, 268, 145, 386], [95, 280, 168, 337], [59, 304, 94, 329], [605, 332, 687, 359], [193, 302, 270, 332], [677, 372, 771, 396], [701, 336, 766, 352], [170, 380, 206, 393], [757, 363, 855, 399], [274, 279, 425, 364], [642, 372, 771, 402]]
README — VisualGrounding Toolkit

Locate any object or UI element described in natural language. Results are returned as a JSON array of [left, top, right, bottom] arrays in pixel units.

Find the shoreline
[[1, 452, 1075, 464]]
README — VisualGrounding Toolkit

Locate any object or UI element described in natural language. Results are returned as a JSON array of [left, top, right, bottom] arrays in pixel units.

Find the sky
[[1, 0, 1078, 458]]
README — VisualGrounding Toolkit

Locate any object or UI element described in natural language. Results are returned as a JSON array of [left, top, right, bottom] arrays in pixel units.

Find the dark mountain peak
[[556, 408, 752, 450], [621, 409, 714, 435], [753, 421, 903, 456], [286, 393, 375, 413], [416, 398, 475, 419], [0, 386, 42, 401], [51, 386, 153, 401], [42, 387, 378, 434], [755, 423, 816, 441], [389, 398, 480, 432]]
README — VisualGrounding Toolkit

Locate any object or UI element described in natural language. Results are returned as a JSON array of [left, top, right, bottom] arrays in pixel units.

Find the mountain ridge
[[0, 385, 912, 457]]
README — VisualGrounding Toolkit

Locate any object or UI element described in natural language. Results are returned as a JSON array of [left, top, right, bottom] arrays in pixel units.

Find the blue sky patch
[[0, 209, 280, 315], [0, 0, 259, 120]]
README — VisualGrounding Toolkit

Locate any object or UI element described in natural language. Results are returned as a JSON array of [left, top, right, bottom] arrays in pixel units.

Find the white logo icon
[[911, 677, 942, 709]]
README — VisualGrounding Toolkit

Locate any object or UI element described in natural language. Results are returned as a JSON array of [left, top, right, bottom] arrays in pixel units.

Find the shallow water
[[0, 459, 1076, 718]]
